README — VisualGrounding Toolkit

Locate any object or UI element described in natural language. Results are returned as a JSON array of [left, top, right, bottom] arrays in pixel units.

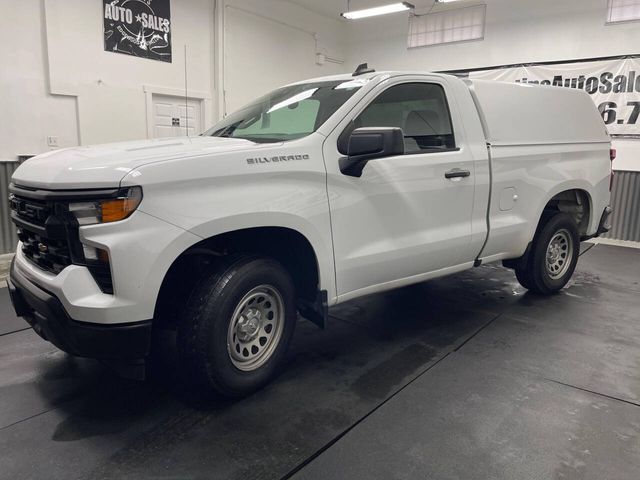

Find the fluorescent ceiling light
[[341, 2, 414, 19]]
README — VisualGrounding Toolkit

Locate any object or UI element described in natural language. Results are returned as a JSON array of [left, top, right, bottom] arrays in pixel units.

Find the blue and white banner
[[470, 58, 640, 137]]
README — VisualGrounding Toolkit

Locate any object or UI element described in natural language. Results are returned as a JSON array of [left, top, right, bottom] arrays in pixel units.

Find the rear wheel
[[515, 212, 580, 295], [177, 255, 296, 397]]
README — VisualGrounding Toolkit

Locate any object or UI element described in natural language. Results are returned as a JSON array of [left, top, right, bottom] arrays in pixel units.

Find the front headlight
[[68, 186, 143, 225]]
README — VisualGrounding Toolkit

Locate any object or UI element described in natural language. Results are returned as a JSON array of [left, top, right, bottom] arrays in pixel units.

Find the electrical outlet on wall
[[47, 136, 59, 147]]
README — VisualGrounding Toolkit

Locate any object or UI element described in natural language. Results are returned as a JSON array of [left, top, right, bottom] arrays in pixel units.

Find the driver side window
[[354, 83, 456, 154]]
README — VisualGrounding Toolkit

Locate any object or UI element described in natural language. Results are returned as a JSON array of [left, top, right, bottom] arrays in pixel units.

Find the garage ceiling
[[288, 0, 600, 21], [286, 0, 437, 19]]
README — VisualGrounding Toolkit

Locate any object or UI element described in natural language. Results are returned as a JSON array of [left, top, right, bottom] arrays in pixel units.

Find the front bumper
[[7, 260, 152, 360]]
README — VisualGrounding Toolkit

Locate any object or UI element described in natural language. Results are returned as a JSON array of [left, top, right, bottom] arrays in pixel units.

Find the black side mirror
[[339, 127, 405, 177]]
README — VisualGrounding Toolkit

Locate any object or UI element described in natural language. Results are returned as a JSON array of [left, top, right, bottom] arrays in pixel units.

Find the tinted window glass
[[237, 98, 320, 137], [354, 83, 455, 153], [204, 80, 365, 143]]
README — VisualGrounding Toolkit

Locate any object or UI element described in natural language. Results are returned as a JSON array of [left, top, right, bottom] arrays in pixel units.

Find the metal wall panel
[[605, 170, 640, 242], [0, 162, 19, 255]]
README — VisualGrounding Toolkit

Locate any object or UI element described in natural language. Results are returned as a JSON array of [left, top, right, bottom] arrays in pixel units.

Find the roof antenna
[[184, 44, 189, 139], [353, 63, 375, 76]]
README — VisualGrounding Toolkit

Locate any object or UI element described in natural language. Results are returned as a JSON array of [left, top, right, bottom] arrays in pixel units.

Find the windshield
[[204, 79, 365, 143]]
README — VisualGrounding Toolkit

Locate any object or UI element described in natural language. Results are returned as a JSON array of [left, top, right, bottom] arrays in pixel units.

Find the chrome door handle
[[444, 168, 471, 179]]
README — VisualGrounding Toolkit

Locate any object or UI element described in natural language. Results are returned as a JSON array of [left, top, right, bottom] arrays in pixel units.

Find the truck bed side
[[467, 79, 611, 262]]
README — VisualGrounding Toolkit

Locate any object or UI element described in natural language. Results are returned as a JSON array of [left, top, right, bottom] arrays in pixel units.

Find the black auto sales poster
[[103, 0, 172, 63]]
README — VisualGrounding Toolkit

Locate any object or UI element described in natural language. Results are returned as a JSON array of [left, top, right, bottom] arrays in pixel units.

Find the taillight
[[609, 148, 616, 191]]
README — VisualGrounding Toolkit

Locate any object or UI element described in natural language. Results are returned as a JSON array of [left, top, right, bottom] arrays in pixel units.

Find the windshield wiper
[[234, 136, 286, 143]]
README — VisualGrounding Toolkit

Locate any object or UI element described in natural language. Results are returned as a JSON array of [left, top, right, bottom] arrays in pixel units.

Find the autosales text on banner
[[469, 58, 640, 136]]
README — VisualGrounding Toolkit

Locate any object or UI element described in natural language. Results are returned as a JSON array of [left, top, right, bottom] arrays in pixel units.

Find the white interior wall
[[221, 0, 347, 114], [346, 0, 640, 72], [345, 0, 640, 171], [613, 140, 640, 172], [0, 1, 80, 161], [48, 0, 216, 146], [0, 0, 347, 162], [0, 0, 215, 160]]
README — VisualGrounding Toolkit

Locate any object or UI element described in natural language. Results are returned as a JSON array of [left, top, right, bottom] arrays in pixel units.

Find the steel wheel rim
[[545, 229, 573, 280], [227, 285, 285, 371]]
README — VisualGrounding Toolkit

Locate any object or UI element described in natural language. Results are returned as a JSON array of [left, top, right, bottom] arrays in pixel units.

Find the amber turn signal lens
[[101, 196, 141, 223], [99, 187, 143, 223], [68, 187, 142, 225]]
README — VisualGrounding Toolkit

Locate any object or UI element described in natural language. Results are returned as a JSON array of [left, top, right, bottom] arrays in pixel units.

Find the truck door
[[323, 79, 478, 299]]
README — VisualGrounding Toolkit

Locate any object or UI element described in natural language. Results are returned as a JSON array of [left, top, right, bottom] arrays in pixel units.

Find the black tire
[[514, 268, 534, 290], [177, 255, 296, 397], [515, 212, 580, 295]]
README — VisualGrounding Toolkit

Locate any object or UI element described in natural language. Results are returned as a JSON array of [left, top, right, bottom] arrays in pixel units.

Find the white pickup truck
[[7, 66, 613, 396]]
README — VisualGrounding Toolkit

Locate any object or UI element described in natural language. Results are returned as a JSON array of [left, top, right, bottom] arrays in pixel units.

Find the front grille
[[8, 185, 114, 294], [9, 195, 50, 224], [18, 228, 72, 274], [10, 194, 73, 275]]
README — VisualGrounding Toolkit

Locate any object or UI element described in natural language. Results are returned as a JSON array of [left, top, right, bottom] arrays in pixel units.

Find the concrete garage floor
[[0, 243, 639, 480]]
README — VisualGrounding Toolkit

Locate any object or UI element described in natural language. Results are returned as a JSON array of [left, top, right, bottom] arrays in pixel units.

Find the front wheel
[[177, 256, 296, 397], [515, 212, 580, 295]]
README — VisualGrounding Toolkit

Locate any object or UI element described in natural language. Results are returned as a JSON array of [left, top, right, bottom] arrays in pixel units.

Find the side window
[[354, 83, 456, 154]]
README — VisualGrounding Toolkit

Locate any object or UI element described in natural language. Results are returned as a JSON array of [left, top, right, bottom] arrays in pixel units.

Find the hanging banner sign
[[470, 58, 640, 136], [103, 0, 172, 63]]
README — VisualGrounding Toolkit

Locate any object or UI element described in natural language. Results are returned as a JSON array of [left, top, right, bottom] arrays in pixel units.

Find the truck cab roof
[[286, 71, 459, 87], [292, 70, 609, 147]]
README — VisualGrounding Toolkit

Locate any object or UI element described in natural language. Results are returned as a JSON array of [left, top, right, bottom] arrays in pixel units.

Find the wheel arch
[[537, 185, 594, 237], [153, 221, 331, 329], [504, 185, 593, 271]]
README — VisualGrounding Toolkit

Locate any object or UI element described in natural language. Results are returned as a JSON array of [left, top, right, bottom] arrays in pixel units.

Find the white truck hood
[[11, 136, 262, 190]]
